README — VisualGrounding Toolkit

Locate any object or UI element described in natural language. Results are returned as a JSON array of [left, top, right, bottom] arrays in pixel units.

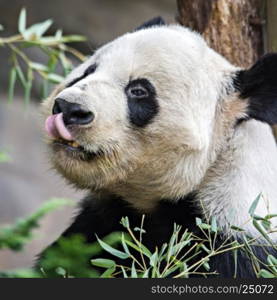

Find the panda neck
[[197, 119, 277, 238]]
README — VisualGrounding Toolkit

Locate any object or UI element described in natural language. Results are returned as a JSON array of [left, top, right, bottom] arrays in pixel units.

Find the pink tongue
[[45, 113, 73, 141]]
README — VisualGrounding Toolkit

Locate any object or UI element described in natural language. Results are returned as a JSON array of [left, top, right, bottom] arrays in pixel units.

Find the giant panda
[[40, 17, 277, 278]]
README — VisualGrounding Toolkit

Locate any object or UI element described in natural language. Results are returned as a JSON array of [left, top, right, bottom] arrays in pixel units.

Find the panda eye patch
[[125, 78, 158, 127], [66, 63, 97, 87], [83, 64, 97, 76]]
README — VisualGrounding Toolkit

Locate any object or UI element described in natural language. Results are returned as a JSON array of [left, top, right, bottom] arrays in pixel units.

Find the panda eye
[[125, 79, 155, 100], [128, 86, 148, 99]]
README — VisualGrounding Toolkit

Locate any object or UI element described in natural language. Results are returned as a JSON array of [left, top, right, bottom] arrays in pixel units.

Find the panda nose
[[52, 98, 94, 126]]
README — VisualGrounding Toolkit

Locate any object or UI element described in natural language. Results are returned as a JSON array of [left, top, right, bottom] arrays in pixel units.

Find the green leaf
[[121, 233, 131, 256], [100, 266, 116, 278], [59, 51, 73, 76], [211, 217, 217, 233], [150, 251, 158, 268], [252, 219, 274, 246], [40, 234, 99, 278], [8, 68, 17, 103], [96, 236, 130, 259], [259, 269, 275, 278], [131, 261, 138, 278], [265, 214, 277, 220], [171, 240, 191, 256], [199, 223, 211, 230], [91, 258, 115, 269], [134, 227, 146, 234], [203, 261, 210, 271], [55, 29, 63, 39], [261, 219, 271, 231], [24, 75, 32, 106], [200, 243, 211, 254], [120, 266, 128, 278], [267, 255, 277, 273], [47, 73, 64, 84], [60, 35, 87, 43], [142, 269, 149, 278], [30, 62, 49, 72], [125, 239, 152, 258], [0, 151, 12, 163], [22, 19, 53, 40], [15, 65, 27, 87], [196, 217, 202, 226], [249, 193, 262, 217], [33, 19, 53, 37], [0, 198, 71, 251], [18, 8, 26, 34], [230, 225, 245, 232], [120, 216, 129, 229], [0, 269, 41, 278]]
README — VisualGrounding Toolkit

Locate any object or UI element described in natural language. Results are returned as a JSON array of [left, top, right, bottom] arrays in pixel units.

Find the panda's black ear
[[235, 53, 277, 125], [135, 16, 166, 31]]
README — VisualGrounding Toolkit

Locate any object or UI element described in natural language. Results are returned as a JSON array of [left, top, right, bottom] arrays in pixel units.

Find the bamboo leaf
[[60, 35, 87, 43], [196, 217, 202, 226], [18, 8, 26, 34], [265, 214, 277, 220], [15, 65, 27, 87], [121, 233, 131, 256], [91, 258, 115, 269], [142, 269, 149, 278], [124, 240, 152, 258], [211, 217, 217, 233], [96, 236, 130, 259], [131, 261, 138, 278], [22, 19, 53, 40], [33, 19, 53, 37], [8, 67, 17, 103], [252, 219, 273, 245], [47, 73, 64, 84], [29, 62, 49, 72], [100, 266, 116, 278], [0, 151, 12, 163], [55, 29, 63, 39], [120, 217, 129, 229], [231, 225, 245, 232], [249, 193, 262, 217], [259, 269, 275, 278], [150, 251, 158, 267], [24, 73, 32, 106], [120, 266, 128, 278], [267, 255, 277, 273]]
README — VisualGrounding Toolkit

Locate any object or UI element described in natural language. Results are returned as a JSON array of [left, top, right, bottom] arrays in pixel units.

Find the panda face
[[42, 25, 246, 209]]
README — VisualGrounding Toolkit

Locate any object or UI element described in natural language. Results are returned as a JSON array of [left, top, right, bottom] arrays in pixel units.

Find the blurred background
[[0, 0, 276, 270], [0, 0, 176, 270]]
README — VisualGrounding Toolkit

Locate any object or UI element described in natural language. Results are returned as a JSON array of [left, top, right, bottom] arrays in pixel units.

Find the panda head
[[42, 18, 277, 210]]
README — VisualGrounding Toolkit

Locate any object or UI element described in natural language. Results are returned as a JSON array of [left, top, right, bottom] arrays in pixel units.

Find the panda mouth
[[45, 113, 103, 161], [52, 139, 101, 161]]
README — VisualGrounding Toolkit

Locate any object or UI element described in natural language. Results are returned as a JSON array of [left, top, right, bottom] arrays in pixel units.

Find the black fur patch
[[66, 63, 97, 88], [235, 53, 277, 124], [135, 16, 166, 31], [125, 78, 159, 127]]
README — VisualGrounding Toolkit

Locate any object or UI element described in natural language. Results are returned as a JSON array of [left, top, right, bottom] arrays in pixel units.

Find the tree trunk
[[176, 0, 265, 68]]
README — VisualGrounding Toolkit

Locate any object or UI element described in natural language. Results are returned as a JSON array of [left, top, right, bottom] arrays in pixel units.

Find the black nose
[[52, 98, 94, 126]]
